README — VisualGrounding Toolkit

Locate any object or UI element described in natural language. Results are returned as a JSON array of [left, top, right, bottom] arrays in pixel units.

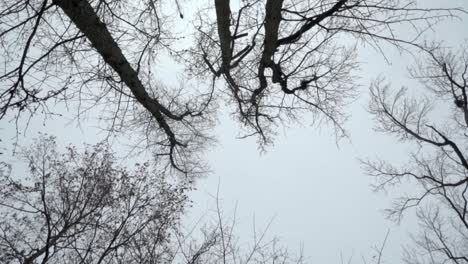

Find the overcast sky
[[185, 1, 468, 263], [2, 1, 468, 263]]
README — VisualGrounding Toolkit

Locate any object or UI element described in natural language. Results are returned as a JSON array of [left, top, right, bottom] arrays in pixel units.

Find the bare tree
[[186, 0, 461, 145], [0, 1, 461, 174], [0, 136, 313, 264], [0, 135, 190, 263], [3, 2, 467, 263], [172, 189, 306, 264], [0, 0, 216, 174], [364, 43, 468, 263]]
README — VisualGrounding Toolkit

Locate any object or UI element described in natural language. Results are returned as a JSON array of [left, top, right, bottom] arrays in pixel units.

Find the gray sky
[[2, 1, 468, 263], [185, 1, 468, 262]]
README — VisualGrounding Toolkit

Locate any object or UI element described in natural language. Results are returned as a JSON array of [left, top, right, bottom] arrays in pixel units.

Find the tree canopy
[[0, 0, 460, 174], [1, 0, 467, 263]]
